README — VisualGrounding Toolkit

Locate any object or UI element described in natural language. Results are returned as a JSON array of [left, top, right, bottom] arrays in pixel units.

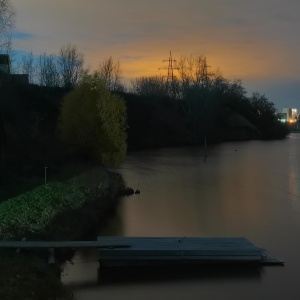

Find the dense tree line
[[129, 55, 289, 144], [0, 53, 289, 176], [11, 42, 289, 146]]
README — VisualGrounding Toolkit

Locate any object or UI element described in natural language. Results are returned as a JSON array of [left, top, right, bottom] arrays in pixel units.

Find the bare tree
[[38, 52, 60, 87], [0, 0, 15, 52], [131, 75, 168, 97], [18, 52, 36, 84], [97, 57, 124, 92], [176, 55, 214, 89], [58, 44, 85, 89]]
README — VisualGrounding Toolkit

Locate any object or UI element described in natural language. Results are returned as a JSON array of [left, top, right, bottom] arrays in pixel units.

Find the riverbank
[[0, 166, 127, 300]]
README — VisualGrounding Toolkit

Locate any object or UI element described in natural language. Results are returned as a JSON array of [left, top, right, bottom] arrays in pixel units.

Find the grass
[[0, 167, 122, 240], [0, 165, 126, 299]]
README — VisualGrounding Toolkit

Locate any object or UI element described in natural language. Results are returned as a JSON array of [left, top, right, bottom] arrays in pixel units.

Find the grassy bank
[[0, 167, 126, 300]]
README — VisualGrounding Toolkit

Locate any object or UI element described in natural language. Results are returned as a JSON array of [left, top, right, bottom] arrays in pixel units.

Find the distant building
[[0, 54, 29, 86], [0, 54, 11, 74], [282, 108, 298, 123], [11, 74, 30, 85]]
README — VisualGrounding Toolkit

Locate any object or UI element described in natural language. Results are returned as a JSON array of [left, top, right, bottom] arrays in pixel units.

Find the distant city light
[[282, 108, 298, 123]]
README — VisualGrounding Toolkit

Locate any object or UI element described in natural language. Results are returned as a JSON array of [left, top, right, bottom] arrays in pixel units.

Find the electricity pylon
[[159, 51, 179, 98], [160, 51, 179, 82]]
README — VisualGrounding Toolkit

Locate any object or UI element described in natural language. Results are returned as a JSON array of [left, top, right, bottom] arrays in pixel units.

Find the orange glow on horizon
[[85, 45, 288, 86]]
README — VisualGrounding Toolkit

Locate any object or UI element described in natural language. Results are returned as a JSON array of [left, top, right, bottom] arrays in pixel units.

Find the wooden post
[[44, 167, 48, 184], [204, 136, 207, 162]]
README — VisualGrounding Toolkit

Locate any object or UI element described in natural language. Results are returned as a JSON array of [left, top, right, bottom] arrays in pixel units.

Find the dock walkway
[[97, 236, 284, 267], [0, 237, 284, 266]]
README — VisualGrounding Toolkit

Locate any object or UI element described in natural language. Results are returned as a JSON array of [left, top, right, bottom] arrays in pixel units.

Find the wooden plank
[[97, 236, 256, 245], [97, 237, 256, 247], [98, 237, 260, 251], [99, 255, 262, 261], [0, 240, 130, 249], [99, 249, 261, 256]]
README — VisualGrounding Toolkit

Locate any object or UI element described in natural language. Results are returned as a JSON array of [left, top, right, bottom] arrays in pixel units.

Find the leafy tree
[[59, 74, 127, 166], [247, 92, 286, 139], [249, 92, 276, 122]]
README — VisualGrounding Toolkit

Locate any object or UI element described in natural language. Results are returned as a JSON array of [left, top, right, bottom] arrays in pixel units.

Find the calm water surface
[[63, 134, 300, 300]]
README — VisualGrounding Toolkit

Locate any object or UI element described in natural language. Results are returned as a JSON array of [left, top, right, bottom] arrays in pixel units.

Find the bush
[[0, 168, 119, 240], [59, 74, 127, 166]]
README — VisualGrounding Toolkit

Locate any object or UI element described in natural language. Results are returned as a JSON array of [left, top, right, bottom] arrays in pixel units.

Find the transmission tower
[[196, 56, 211, 86], [159, 51, 179, 82]]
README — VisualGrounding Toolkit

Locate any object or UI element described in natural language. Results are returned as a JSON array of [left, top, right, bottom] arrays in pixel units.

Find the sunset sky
[[11, 0, 300, 110]]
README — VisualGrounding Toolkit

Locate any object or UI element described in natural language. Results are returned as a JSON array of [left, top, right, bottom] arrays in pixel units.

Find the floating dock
[[0, 236, 284, 267], [97, 236, 284, 267]]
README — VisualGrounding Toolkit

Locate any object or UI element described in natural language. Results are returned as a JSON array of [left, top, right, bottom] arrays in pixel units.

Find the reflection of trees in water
[[98, 202, 125, 237]]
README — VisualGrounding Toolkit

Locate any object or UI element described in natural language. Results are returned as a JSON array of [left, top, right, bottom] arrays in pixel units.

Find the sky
[[10, 0, 300, 111]]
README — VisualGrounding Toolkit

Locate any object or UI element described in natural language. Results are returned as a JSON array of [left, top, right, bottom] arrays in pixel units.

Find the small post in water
[[44, 167, 48, 184], [204, 136, 207, 162]]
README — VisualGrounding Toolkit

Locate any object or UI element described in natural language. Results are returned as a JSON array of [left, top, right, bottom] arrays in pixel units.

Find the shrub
[[0, 168, 120, 239], [59, 74, 127, 166]]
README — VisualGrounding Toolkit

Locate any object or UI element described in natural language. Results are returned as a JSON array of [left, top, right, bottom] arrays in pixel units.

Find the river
[[62, 134, 300, 299]]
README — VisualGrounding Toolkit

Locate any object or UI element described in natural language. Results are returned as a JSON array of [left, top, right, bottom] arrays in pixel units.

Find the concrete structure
[[0, 54, 29, 86]]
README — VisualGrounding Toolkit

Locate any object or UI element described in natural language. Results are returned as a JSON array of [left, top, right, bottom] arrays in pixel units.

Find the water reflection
[[63, 256, 263, 288], [97, 265, 263, 285], [63, 135, 300, 300]]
